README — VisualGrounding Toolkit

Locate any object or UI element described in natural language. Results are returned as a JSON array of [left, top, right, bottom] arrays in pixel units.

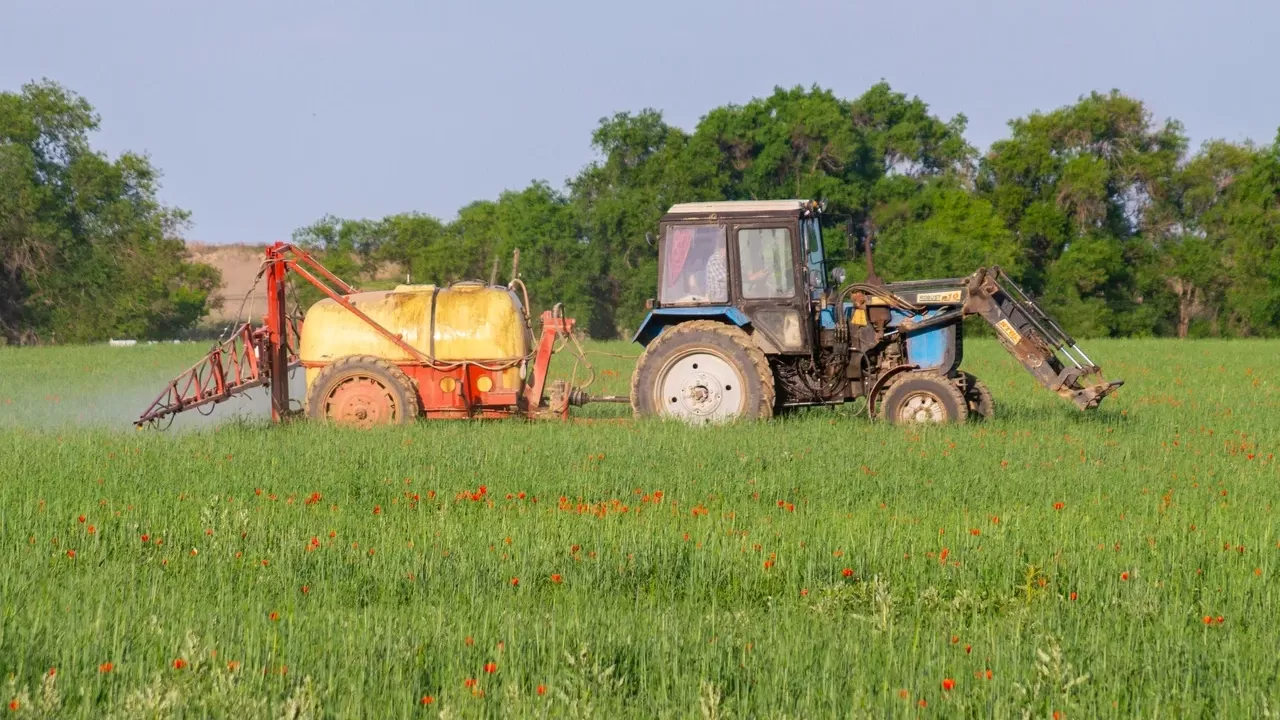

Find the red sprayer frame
[[134, 242, 581, 427]]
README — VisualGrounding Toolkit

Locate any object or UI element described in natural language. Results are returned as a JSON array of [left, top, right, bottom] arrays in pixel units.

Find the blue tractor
[[630, 200, 1122, 424]]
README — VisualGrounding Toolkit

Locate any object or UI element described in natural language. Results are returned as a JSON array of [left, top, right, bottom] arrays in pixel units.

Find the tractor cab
[[635, 199, 832, 355]]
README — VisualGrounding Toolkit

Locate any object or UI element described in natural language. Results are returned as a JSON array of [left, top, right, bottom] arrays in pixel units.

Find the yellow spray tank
[[299, 281, 532, 404]]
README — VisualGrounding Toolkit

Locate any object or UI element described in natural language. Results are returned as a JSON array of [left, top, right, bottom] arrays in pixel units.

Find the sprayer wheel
[[307, 355, 419, 428], [630, 320, 774, 424], [879, 371, 968, 425], [960, 371, 995, 421]]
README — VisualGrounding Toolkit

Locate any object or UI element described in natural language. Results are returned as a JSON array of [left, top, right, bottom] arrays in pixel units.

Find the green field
[[1, 339, 1278, 718]]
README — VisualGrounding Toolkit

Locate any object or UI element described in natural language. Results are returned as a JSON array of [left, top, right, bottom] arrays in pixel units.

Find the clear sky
[[3, 0, 1276, 244]]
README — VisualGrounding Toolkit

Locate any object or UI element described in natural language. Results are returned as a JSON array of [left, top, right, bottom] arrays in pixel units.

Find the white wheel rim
[[895, 391, 946, 424], [656, 351, 746, 424]]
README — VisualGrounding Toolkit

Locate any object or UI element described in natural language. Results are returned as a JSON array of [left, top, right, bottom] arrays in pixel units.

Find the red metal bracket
[[523, 310, 575, 411]]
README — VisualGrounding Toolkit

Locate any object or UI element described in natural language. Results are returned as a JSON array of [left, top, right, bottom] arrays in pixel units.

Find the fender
[[631, 307, 752, 346]]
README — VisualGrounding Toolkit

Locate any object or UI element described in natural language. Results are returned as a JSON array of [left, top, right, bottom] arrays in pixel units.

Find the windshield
[[660, 224, 728, 304], [800, 217, 827, 293]]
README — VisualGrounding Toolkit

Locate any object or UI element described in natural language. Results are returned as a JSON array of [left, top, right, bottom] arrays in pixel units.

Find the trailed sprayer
[[135, 243, 610, 428]]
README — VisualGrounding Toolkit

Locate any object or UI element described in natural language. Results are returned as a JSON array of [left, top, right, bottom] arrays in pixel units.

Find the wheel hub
[[896, 391, 946, 424], [325, 376, 397, 428], [658, 352, 745, 423]]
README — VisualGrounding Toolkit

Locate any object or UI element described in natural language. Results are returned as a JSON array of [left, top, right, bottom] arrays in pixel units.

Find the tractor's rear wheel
[[880, 372, 968, 425], [960, 371, 995, 420], [630, 320, 774, 424], [307, 355, 419, 428]]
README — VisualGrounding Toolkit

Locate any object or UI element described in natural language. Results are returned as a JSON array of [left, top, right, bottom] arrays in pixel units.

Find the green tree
[[0, 80, 217, 343], [872, 185, 1022, 281], [570, 109, 725, 336], [978, 90, 1187, 335]]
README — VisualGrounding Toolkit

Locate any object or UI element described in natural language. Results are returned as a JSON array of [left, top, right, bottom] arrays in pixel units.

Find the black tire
[[307, 355, 420, 427], [630, 320, 774, 423], [960, 371, 995, 420], [879, 372, 968, 425]]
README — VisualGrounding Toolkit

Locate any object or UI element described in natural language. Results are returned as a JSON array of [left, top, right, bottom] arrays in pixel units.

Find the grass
[[0, 338, 1278, 717]]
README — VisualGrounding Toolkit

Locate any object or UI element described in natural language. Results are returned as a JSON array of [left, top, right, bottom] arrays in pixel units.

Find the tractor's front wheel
[[630, 321, 774, 424], [960, 371, 995, 420], [307, 355, 420, 428], [879, 372, 968, 425]]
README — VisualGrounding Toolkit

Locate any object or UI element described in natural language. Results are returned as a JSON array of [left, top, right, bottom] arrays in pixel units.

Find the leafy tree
[[570, 109, 725, 335], [0, 81, 217, 343], [978, 91, 1187, 335], [872, 185, 1022, 281]]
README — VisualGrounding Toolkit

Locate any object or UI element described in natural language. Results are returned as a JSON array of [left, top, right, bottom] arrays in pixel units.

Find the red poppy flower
[[173, 658, 187, 670], [373, 505, 382, 515], [463, 678, 477, 688], [484, 662, 497, 674], [800, 588, 809, 597], [1203, 615, 1213, 625], [842, 568, 854, 578], [537, 684, 546, 696], [942, 678, 955, 691], [1053, 502, 1065, 510], [550, 574, 563, 584], [1069, 591, 1078, 601], [78, 515, 85, 523], [269, 611, 280, 622], [1216, 615, 1225, 624], [420, 695, 434, 705], [66, 549, 75, 559], [898, 689, 909, 699], [98, 662, 113, 673], [510, 577, 519, 587], [1120, 571, 1129, 581]]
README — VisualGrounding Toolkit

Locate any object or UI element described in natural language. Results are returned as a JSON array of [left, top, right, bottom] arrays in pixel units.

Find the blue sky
[[3, 0, 1275, 244]]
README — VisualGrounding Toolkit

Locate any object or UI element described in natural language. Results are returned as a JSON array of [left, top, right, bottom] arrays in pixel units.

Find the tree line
[[3, 80, 1278, 344]]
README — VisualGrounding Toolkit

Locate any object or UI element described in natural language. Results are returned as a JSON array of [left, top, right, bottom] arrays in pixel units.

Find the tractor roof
[[665, 199, 810, 216]]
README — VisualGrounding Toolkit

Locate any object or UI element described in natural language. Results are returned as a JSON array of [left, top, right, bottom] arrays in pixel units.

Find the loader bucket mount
[[962, 267, 1123, 411]]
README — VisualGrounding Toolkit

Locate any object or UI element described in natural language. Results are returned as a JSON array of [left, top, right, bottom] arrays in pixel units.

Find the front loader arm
[[961, 267, 1122, 410]]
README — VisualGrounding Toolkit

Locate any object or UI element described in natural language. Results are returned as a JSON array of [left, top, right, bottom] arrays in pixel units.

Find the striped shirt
[[705, 250, 727, 302]]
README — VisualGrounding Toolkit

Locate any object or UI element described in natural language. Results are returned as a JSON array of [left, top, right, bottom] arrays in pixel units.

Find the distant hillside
[[186, 242, 270, 326]]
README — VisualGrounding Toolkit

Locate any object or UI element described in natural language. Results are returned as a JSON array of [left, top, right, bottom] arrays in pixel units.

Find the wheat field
[[0, 339, 1277, 717]]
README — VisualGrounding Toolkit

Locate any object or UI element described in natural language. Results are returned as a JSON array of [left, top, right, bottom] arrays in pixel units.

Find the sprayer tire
[[880, 371, 968, 425], [630, 320, 774, 423], [307, 355, 420, 427], [960, 371, 995, 421]]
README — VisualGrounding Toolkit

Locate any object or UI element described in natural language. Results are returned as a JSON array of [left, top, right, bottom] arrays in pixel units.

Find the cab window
[[737, 228, 795, 300], [660, 224, 728, 304]]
